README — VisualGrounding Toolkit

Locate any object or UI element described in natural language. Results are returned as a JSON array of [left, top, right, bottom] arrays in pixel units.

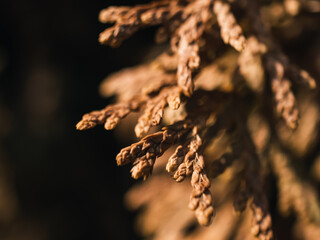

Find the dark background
[[0, 0, 154, 239]]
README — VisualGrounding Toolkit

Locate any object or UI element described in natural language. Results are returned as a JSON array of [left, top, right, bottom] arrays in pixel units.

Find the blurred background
[[0, 0, 156, 239]]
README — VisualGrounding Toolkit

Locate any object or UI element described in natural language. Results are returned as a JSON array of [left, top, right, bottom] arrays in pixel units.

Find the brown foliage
[[77, 0, 320, 239]]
